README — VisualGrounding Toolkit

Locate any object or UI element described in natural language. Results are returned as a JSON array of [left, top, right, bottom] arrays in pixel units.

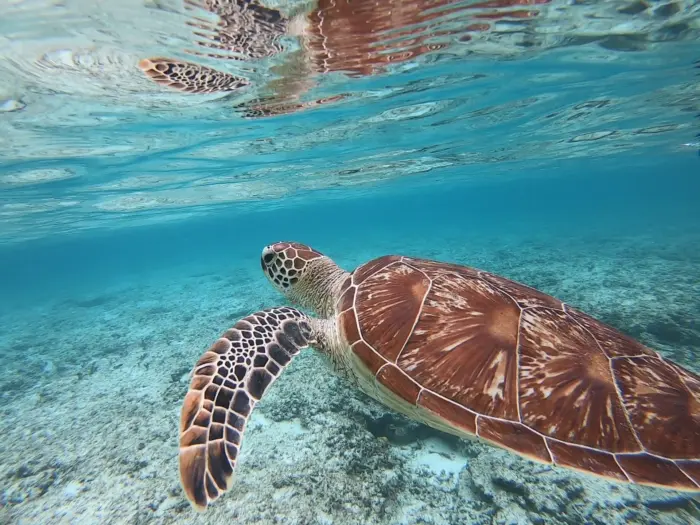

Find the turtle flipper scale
[[179, 307, 315, 511], [138, 57, 249, 94]]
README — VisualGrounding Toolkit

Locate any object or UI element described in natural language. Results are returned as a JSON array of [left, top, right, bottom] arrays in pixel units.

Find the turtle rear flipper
[[179, 307, 316, 511]]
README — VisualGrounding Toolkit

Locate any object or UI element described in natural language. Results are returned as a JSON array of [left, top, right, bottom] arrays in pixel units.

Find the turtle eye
[[261, 251, 275, 272]]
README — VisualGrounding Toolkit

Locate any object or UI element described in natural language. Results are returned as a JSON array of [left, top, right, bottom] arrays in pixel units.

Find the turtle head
[[260, 241, 325, 292], [260, 241, 348, 317]]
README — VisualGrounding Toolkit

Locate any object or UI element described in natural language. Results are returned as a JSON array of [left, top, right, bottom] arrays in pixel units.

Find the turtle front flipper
[[138, 58, 249, 94], [179, 307, 316, 511]]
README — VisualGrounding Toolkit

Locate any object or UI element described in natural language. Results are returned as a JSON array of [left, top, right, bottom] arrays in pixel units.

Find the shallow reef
[[1, 230, 699, 525]]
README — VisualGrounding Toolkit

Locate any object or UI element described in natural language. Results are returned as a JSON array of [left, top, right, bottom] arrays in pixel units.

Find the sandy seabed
[[1, 231, 699, 525]]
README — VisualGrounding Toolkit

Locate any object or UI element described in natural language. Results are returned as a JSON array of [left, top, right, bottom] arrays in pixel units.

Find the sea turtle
[[179, 241, 700, 510]]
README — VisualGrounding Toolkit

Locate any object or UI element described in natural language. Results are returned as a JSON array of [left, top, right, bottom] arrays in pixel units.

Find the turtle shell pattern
[[336, 255, 700, 490]]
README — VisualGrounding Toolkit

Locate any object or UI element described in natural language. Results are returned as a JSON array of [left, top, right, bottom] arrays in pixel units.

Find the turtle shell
[[336, 255, 700, 491]]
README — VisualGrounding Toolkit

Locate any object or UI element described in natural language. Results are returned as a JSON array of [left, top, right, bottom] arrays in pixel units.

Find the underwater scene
[[1, 0, 699, 524]]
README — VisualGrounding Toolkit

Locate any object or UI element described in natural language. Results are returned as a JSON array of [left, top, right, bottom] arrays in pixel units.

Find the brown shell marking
[[345, 255, 700, 491], [518, 307, 640, 453], [354, 261, 430, 362], [400, 269, 521, 421]]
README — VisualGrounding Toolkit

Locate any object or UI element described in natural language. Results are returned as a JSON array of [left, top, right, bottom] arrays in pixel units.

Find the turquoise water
[[2, 0, 700, 523]]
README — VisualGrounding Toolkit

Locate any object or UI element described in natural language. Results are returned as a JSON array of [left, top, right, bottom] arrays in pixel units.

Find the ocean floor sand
[[1, 229, 699, 525]]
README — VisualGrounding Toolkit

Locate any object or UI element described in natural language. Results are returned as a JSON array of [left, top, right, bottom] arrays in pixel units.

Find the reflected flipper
[[138, 57, 249, 94], [179, 307, 316, 510]]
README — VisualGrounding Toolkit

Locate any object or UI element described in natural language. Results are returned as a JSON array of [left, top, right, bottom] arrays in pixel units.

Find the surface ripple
[[0, 0, 698, 243]]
